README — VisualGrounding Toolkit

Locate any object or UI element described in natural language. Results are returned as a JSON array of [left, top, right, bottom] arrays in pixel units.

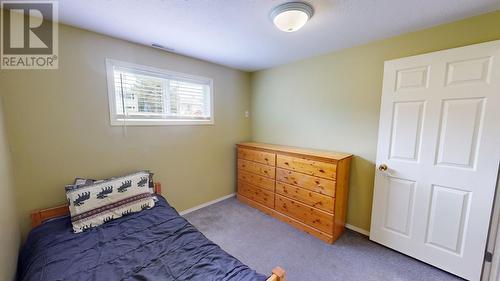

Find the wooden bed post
[[154, 182, 162, 194], [266, 267, 286, 281], [31, 212, 43, 228]]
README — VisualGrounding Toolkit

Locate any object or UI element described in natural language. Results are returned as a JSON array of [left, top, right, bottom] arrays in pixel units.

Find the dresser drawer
[[238, 170, 275, 191], [238, 159, 275, 179], [238, 181, 274, 209], [277, 154, 336, 180], [276, 168, 335, 196], [275, 194, 333, 234], [238, 147, 275, 166], [276, 182, 334, 213]]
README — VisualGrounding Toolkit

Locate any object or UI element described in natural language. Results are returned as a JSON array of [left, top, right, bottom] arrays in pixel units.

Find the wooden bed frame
[[29, 182, 286, 281]]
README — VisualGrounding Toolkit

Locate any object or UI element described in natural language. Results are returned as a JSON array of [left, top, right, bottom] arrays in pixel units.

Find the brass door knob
[[378, 164, 388, 171]]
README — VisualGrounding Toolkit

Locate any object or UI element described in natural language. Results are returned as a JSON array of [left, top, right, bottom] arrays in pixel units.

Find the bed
[[19, 183, 285, 281]]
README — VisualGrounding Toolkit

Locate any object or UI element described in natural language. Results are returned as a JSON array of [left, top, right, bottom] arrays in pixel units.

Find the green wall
[[1, 10, 500, 239], [0, 98, 20, 281], [0, 24, 252, 236], [250, 10, 500, 232]]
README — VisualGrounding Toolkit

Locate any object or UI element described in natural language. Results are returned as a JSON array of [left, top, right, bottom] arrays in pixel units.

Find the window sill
[[110, 119, 214, 126]]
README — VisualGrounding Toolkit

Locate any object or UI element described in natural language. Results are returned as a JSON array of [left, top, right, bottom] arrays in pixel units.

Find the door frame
[[484, 165, 500, 281]]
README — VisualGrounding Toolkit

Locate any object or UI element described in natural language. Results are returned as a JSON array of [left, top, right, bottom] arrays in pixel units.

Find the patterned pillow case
[[65, 171, 156, 233], [66, 172, 155, 193]]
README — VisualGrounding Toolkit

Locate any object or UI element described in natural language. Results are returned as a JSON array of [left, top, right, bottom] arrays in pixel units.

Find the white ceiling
[[58, 0, 500, 71]]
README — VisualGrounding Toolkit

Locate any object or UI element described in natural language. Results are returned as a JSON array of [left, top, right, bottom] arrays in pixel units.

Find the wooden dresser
[[236, 142, 352, 243]]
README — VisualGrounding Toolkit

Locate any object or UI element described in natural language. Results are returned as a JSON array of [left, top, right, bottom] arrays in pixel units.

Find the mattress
[[18, 196, 267, 281]]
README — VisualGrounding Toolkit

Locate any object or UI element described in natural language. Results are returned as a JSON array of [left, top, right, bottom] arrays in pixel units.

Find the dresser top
[[237, 142, 352, 161]]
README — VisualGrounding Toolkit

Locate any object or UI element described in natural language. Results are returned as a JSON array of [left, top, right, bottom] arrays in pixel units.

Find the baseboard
[[179, 195, 371, 237], [179, 193, 236, 216], [345, 223, 370, 236]]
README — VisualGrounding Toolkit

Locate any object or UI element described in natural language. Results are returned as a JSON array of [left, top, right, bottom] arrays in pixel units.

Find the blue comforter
[[18, 196, 267, 281]]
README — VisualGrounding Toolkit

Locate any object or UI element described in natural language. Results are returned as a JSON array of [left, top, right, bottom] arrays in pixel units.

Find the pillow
[[64, 178, 99, 194], [65, 171, 156, 233], [66, 172, 155, 193], [75, 177, 96, 185]]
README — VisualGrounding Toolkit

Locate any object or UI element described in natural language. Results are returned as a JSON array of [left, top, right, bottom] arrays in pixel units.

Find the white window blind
[[106, 59, 213, 125]]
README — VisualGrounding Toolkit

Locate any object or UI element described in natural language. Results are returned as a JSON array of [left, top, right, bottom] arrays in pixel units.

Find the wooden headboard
[[30, 182, 162, 228]]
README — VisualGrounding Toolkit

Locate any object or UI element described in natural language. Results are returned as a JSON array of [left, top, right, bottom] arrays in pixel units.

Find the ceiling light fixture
[[271, 2, 314, 32]]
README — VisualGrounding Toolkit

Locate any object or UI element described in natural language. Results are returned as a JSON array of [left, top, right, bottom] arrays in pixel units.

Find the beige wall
[[0, 24, 252, 236], [0, 98, 20, 281], [251, 10, 500, 232]]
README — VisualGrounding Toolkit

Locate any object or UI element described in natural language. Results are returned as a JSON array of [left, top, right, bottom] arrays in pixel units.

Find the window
[[105, 59, 213, 125]]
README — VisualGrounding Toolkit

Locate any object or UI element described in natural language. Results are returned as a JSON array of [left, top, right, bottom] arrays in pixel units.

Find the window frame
[[105, 58, 214, 126]]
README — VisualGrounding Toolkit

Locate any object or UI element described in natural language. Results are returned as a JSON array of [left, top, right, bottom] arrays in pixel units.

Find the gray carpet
[[184, 197, 464, 281]]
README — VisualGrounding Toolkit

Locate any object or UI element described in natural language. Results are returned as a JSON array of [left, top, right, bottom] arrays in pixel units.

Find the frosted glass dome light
[[271, 2, 314, 32]]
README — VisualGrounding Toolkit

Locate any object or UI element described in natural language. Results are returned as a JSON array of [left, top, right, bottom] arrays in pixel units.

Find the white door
[[370, 40, 500, 281]]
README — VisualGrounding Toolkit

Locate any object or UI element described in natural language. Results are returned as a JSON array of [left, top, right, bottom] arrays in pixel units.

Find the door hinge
[[485, 251, 493, 263]]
